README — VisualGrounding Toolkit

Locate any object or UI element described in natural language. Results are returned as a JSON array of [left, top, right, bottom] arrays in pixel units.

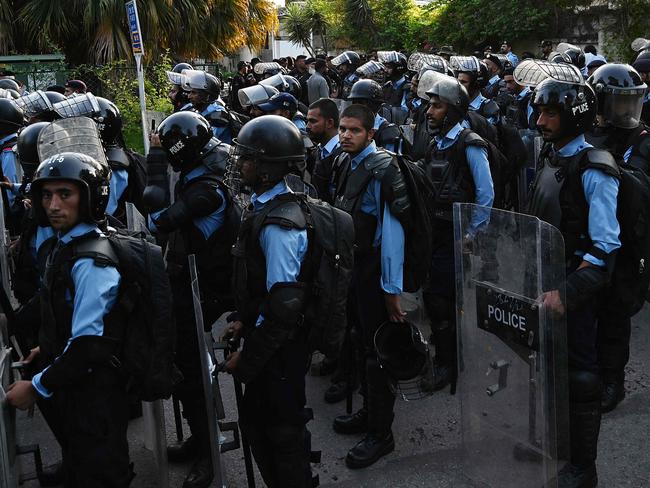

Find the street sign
[[125, 1, 144, 56]]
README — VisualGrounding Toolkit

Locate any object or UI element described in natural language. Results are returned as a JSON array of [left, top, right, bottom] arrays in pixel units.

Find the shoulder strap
[[71, 236, 120, 268], [581, 147, 620, 179], [262, 194, 307, 230]]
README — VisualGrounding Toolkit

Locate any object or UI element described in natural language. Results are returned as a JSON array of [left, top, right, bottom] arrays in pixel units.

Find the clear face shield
[[52, 93, 101, 118], [377, 51, 401, 65], [224, 139, 257, 203], [181, 70, 209, 92], [602, 89, 646, 129], [37, 117, 108, 167], [355, 61, 386, 84], [331, 52, 353, 67], [12, 91, 53, 118], [166, 70, 189, 86], [408, 53, 448, 74], [449, 56, 481, 75], [237, 85, 279, 110], [416, 69, 447, 101], [259, 73, 290, 92], [253, 62, 283, 78], [514, 59, 584, 88]]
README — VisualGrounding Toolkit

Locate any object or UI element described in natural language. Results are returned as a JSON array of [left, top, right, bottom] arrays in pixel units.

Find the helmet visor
[[408, 53, 447, 74], [331, 52, 354, 67], [37, 117, 108, 166], [182, 70, 209, 92], [356, 60, 385, 77], [237, 85, 279, 108], [13, 91, 54, 117], [52, 93, 101, 118], [449, 55, 480, 74], [166, 70, 186, 86], [602, 91, 645, 129], [253, 62, 283, 76], [514, 59, 584, 87], [259, 73, 290, 92], [377, 51, 400, 64]]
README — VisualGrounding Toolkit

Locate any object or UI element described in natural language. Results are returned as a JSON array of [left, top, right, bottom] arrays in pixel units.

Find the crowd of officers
[[0, 36, 649, 488]]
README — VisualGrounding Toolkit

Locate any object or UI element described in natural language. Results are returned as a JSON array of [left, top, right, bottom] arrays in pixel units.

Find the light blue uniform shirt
[[517, 86, 535, 125], [32, 223, 121, 397], [106, 168, 129, 216], [292, 116, 307, 134], [350, 142, 405, 294], [436, 122, 494, 231], [150, 164, 226, 239], [201, 102, 232, 144], [320, 134, 340, 159], [555, 135, 620, 267], [506, 51, 519, 67], [469, 93, 499, 125], [486, 75, 500, 91], [251, 180, 308, 326], [0, 133, 19, 207]]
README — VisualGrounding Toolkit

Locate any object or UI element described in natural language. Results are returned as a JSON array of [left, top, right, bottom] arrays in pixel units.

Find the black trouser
[[349, 250, 395, 436], [50, 367, 131, 488], [241, 338, 313, 488], [596, 304, 631, 384]]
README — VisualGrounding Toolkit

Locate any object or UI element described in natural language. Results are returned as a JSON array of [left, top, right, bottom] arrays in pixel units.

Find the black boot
[[333, 407, 368, 435], [167, 435, 198, 463], [324, 379, 357, 404], [556, 399, 601, 488], [345, 433, 395, 469], [430, 320, 457, 393], [600, 382, 625, 413], [182, 456, 213, 488], [38, 461, 64, 487]]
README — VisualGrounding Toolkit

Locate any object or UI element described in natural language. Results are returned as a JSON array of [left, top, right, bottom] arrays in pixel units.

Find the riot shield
[[12, 91, 53, 118], [37, 117, 108, 167], [454, 203, 568, 488], [189, 254, 228, 486], [237, 84, 279, 109], [124, 204, 168, 487], [51, 92, 100, 119], [517, 129, 543, 209], [355, 60, 385, 79], [0, 328, 17, 488], [0, 192, 12, 302]]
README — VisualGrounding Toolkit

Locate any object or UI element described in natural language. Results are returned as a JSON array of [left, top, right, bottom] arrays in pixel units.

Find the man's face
[[500, 43, 509, 54], [484, 59, 499, 76], [64, 86, 75, 97], [426, 96, 449, 131], [168, 85, 181, 103], [41, 181, 81, 233], [536, 105, 563, 142], [268, 108, 291, 120], [339, 116, 374, 154], [237, 154, 257, 186], [504, 75, 520, 94], [640, 72, 650, 93], [250, 106, 264, 118], [541, 44, 552, 57], [410, 76, 419, 96], [306, 108, 330, 143], [188, 89, 207, 106], [296, 58, 306, 71], [457, 73, 473, 93]]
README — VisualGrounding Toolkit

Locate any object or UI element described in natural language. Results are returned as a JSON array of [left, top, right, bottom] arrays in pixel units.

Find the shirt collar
[[555, 134, 592, 157], [391, 76, 406, 89], [645, 91, 650, 102], [183, 164, 208, 183], [322, 134, 340, 157], [436, 122, 464, 147], [351, 141, 377, 169], [373, 114, 386, 130], [58, 222, 101, 245], [251, 180, 291, 211], [517, 86, 530, 100], [469, 93, 486, 110], [488, 74, 500, 86], [201, 102, 223, 116], [412, 98, 422, 108]]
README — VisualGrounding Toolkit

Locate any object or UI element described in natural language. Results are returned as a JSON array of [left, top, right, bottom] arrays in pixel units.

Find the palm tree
[[14, 0, 278, 65]]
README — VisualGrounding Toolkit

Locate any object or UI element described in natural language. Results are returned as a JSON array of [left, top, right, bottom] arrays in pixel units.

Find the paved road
[[14, 304, 650, 487]]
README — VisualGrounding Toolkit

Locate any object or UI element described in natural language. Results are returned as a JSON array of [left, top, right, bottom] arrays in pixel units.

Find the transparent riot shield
[[189, 255, 228, 487], [37, 117, 108, 167], [124, 203, 168, 487], [51, 92, 101, 119], [0, 329, 17, 488], [454, 203, 569, 488], [0, 192, 12, 301]]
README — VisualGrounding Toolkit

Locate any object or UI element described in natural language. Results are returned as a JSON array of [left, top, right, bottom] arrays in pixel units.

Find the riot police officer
[[7, 152, 132, 487], [145, 111, 234, 488], [482, 54, 503, 99], [223, 115, 315, 488], [183, 70, 234, 143], [329, 104, 407, 469], [331, 51, 361, 99], [378, 51, 409, 112], [528, 75, 620, 488], [258, 92, 308, 134], [167, 62, 194, 112], [0, 99, 24, 231], [422, 76, 494, 392], [450, 56, 501, 125], [347, 79, 401, 152], [306, 98, 342, 199], [93, 96, 146, 221], [502, 65, 535, 130], [586, 63, 649, 413], [632, 50, 650, 124]]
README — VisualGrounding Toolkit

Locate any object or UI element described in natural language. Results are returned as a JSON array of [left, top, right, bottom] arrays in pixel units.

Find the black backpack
[[565, 147, 650, 318], [392, 155, 435, 292], [296, 195, 355, 357], [105, 231, 179, 401], [124, 149, 148, 213]]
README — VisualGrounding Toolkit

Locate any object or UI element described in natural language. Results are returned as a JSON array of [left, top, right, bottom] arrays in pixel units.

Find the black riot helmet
[[532, 78, 597, 139], [348, 79, 384, 113], [30, 152, 111, 225], [16, 121, 49, 178], [331, 51, 361, 75], [556, 43, 586, 70], [374, 321, 433, 400], [157, 111, 214, 172], [93, 97, 123, 145], [182, 70, 221, 102], [378, 51, 408, 79], [172, 62, 194, 73], [231, 115, 305, 188], [0, 79, 19, 91], [587, 63, 647, 129], [0, 98, 24, 135], [259, 73, 303, 99]]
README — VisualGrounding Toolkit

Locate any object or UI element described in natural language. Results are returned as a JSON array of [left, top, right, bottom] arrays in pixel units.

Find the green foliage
[[283, 2, 317, 56], [92, 53, 174, 153], [601, 0, 648, 62], [370, 0, 418, 50]]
